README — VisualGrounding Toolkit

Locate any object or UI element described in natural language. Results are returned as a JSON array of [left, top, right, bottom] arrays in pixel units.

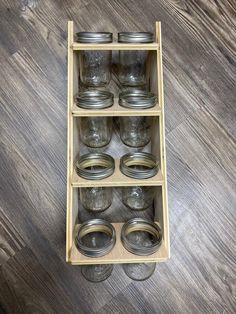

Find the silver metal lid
[[119, 90, 157, 109], [75, 219, 116, 257], [76, 90, 114, 109], [121, 218, 162, 256], [120, 152, 158, 179], [118, 32, 153, 43], [76, 32, 113, 43], [76, 153, 115, 180]]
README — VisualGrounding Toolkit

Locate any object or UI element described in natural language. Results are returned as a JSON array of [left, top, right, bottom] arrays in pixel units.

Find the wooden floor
[[0, 0, 235, 313]]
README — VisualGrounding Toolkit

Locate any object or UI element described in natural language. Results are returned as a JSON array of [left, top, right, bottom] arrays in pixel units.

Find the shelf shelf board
[[71, 160, 164, 187], [72, 98, 161, 117], [72, 42, 159, 51], [69, 222, 169, 265]]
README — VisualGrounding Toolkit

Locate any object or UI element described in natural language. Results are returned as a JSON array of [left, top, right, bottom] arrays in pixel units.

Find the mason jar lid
[[76, 90, 114, 109], [118, 32, 153, 43], [76, 32, 113, 43], [76, 153, 115, 180], [75, 219, 116, 257], [120, 152, 158, 179], [121, 218, 162, 256], [119, 90, 157, 109]]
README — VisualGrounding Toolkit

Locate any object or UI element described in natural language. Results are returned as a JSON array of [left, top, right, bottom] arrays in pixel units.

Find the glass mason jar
[[75, 219, 116, 257], [120, 152, 158, 210], [77, 32, 112, 87], [118, 32, 153, 87], [122, 263, 156, 281], [119, 90, 157, 147], [121, 218, 162, 256], [77, 90, 113, 149], [81, 264, 113, 282], [76, 153, 115, 212]]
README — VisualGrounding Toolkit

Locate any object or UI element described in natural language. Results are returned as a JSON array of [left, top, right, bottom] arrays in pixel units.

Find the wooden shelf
[[69, 223, 169, 265], [72, 42, 159, 51], [71, 160, 164, 187], [72, 98, 161, 117], [66, 21, 170, 265]]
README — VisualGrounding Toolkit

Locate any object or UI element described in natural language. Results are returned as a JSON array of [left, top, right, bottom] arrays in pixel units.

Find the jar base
[[120, 138, 151, 148], [81, 264, 113, 282], [122, 263, 156, 281]]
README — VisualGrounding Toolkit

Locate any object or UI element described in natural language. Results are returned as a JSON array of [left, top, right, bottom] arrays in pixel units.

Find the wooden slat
[[72, 160, 164, 187], [69, 223, 169, 265], [72, 42, 159, 51], [66, 21, 74, 262], [72, 98, 161, 117], [156, 22, 170, 255]]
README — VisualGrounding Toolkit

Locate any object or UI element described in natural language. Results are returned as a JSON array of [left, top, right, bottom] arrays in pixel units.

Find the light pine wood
[[66, 21, 74, 262], [70, 223, 168, 265], [66, 21, 170, 264], [72, 43, 159, 50], [156, 22, 170, 255], [72, 98, 161, 117]]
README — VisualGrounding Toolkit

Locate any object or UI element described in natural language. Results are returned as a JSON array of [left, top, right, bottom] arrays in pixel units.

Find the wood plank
[[0, 247, 78, 313], [156, 21, 170, 256], [66, 21, 74, 262], [97, 283, 157, 314], [72, 98, 161, 117], [0, 207, 25, 266], [72, 42, 159, 50]]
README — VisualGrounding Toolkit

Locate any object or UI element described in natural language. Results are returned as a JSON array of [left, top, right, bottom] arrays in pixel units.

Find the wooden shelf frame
[[66, 21, 170, 264]]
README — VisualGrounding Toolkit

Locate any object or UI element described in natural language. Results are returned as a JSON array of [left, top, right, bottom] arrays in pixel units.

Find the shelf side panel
[[66, 21, 74, 262], [156, 21, 170, 258]]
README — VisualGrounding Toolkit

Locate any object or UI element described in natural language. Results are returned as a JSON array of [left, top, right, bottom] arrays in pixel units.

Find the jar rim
[[121, 218, 162, 256], [119, 90, 157, 109], [118, 32, 153, 43], [75, 219, 116, 257], [76, 153, 115, 180], [76, 90, 114, 109], [76, 32, 113, 43], [120, 152, 158, 179]]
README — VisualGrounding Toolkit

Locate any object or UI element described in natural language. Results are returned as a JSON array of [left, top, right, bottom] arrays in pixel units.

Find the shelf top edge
[[69, 257, 169, 265], [71, 103, 161, 117], [71, 42, 159, 50]]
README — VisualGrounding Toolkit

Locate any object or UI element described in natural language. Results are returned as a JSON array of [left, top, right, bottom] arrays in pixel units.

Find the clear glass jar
[[81, 264, 113, 282], [120, 116, 151, 147], [77, 90, 113, 149], [122, 263, 156, 281], [75, 219, 116, 257], [77, 32, 112, 87], [119, 91, 157, 147], [118, 32, 153, 87], [80, 187, 112, 212], [121, 218, 162, 256], [120, 152, 158, 211], [76, 153, 115, 212], [122, 186, 155, 210]]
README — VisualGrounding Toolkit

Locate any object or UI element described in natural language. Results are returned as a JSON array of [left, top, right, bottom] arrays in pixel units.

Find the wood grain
[[0, 207, 25, 266], [0, 0, 235, 313]]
